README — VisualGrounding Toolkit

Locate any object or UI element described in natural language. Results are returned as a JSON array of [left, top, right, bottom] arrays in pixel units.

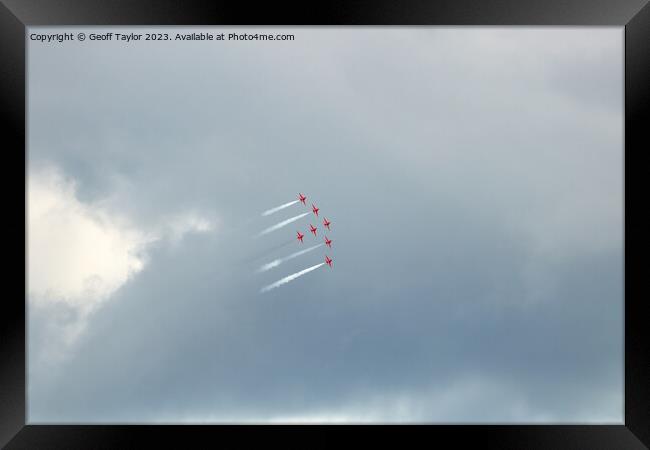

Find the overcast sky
[[27, 27, 623, 423]]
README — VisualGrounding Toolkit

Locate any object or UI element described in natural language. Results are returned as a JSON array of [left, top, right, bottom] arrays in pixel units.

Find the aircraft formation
[[257, 192, 335, 293], [297, 193, 333, 269]]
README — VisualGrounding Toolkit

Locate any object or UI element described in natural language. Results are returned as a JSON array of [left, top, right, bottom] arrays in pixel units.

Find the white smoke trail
[[261, 200, 299, 217], [257, 212, 310, 237], [260, 263, 326, 294], [257, 243, 324, 273]]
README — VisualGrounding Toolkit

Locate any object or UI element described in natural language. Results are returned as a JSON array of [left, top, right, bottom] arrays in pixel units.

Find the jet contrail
[[260, 262, 326, 293], [257, 212, 310, 237], [262, 200, 299, 217], [245, 238, 296, 263], [257, 243, 324, 273]]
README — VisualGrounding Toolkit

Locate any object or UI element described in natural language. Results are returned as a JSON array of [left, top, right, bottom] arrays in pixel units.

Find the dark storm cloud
[[27, 27, 622, 422]]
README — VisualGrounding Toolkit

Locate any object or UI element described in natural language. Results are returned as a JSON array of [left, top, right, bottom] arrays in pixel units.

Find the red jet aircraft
[[325, 255, 333, 268], [296, 231, 304, 243], [312, 204, 319, 216], [309, 224, 317, 236], [324, 236, 332, 248], [298, 193, 307, 205], [323, 218, 331, 230]]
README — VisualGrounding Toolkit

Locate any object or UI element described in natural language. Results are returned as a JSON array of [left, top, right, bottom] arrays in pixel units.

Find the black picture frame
[[2, 0, 648, 448]]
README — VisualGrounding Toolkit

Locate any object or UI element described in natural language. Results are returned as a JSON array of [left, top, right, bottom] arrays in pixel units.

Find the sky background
[[27, 27, 623, 423]]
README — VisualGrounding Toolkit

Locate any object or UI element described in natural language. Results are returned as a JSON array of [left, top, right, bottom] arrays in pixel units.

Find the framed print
[[2, 0, 648, 447]]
